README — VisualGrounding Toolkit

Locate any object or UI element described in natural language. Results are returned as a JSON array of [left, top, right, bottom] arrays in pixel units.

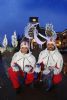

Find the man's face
[[47, 43, 55, 51], [20, 47, 28, 54]]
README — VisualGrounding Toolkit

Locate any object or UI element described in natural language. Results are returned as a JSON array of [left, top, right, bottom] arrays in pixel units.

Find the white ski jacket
[[37, 48, 63, 75], [11, 51, 36, 72]]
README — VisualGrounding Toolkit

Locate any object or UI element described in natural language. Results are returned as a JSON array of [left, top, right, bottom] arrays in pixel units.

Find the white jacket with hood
[[37, 48, 63, 75], [11, 51, 36, 72]]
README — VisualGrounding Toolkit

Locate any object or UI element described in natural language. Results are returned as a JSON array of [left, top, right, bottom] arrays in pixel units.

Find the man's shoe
[[15, 86, 24, 94]]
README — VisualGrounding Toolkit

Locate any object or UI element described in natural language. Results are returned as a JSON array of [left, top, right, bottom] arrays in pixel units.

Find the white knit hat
[[20, 41, 29, 49]]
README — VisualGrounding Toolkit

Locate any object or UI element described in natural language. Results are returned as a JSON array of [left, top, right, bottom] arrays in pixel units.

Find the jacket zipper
[[23, 57, 25, 71]]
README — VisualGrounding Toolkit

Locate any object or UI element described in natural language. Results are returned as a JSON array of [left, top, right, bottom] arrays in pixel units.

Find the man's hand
[[12, 63, 20, 72], [24, 65, 33, 73], [36, 63, 41, 68]]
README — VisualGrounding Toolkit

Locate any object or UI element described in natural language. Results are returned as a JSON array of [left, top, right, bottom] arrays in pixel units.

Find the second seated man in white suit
[[34, 38, 63, 91]]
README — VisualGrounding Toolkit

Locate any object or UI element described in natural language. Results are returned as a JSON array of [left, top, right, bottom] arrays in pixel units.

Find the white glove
[[34, 67, 41, 73], [34, 63, 41, 73], [12, 66, 19, 72], [12, 63, 19, 72], [24, 65, 32, 73], [43, 68, 50, 75]]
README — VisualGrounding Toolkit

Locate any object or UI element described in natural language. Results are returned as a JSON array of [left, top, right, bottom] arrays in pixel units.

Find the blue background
[[0, 0, 67, 44]]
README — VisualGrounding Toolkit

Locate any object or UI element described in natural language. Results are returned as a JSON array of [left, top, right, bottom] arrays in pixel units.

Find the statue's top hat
[[29, 17, 38, 23]]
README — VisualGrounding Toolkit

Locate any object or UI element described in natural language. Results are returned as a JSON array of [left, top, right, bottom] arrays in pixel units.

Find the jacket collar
[[46, 48, 58, 55], [19, 50, 32, 57]]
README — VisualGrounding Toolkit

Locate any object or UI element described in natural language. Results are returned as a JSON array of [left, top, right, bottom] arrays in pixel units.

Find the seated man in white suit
[[35, 38, 63, 91], [8, 40, 36, 92]]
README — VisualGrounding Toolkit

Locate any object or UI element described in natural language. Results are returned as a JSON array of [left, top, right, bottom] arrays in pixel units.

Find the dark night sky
[[0, 0, 67, 44]]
